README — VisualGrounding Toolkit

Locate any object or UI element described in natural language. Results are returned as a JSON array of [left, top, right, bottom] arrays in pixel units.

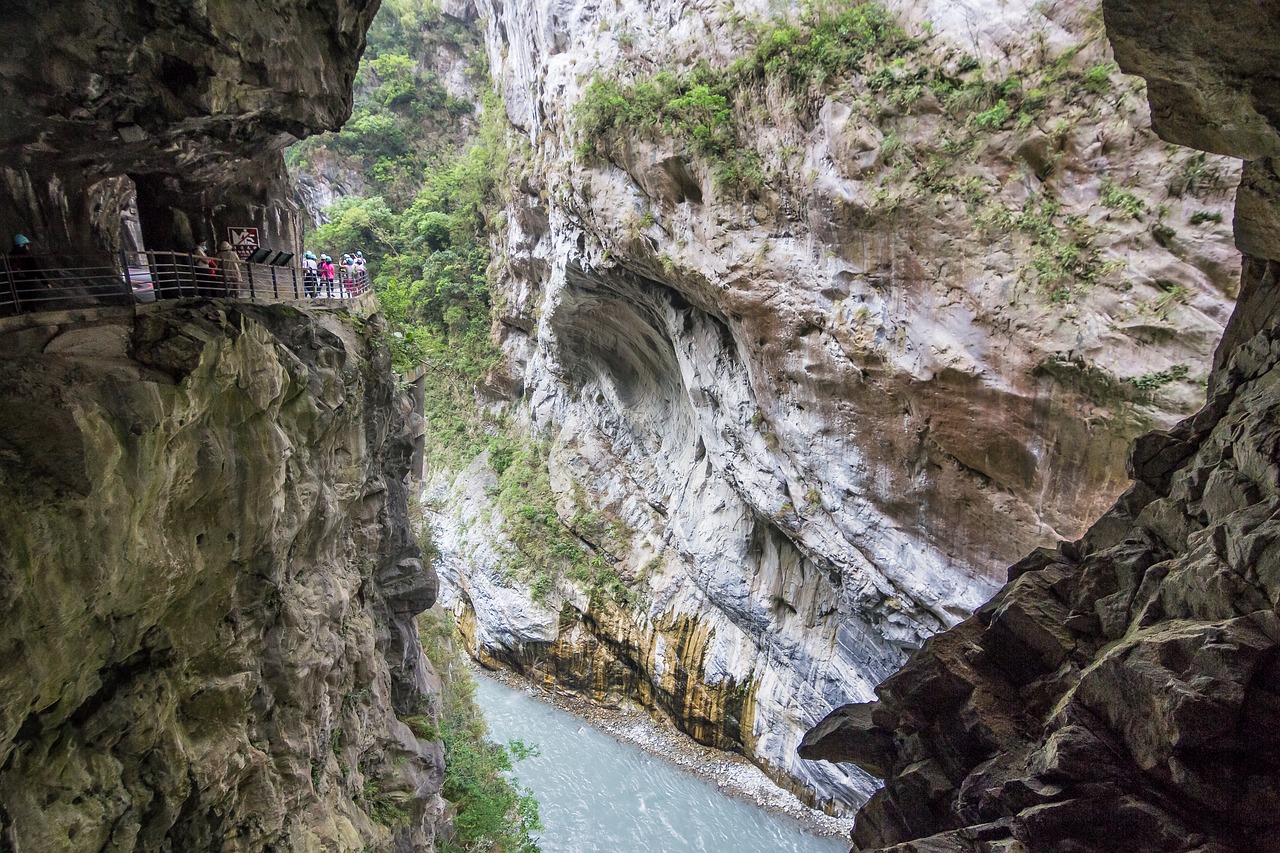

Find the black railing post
[[291, 267, 298, 300], [247, 262, 256, 301], [270, 266, 278, 299]]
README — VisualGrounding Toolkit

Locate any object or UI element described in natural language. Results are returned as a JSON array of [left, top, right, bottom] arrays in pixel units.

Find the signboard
[[227, 226, 260, 260]]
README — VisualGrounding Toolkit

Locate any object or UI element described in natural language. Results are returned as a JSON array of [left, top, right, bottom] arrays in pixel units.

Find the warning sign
[[227, 227, 260, 260]]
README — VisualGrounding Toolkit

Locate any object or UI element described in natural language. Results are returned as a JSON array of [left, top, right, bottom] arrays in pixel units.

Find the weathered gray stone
[[0, 302, 446, 851], [800, 703, 895, 777]]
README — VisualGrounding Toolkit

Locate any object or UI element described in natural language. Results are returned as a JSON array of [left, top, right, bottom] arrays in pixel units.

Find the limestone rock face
[[0, 302, 444, 851], [430, 0, 1241, 812], [800, 1, 1280, 848]]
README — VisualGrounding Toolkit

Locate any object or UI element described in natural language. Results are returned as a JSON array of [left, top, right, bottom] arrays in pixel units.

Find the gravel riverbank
[[474, 666, 854, 840]]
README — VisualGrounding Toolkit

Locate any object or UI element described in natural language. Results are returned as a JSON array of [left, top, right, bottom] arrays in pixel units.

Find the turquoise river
[[472, 673, 851, 853]]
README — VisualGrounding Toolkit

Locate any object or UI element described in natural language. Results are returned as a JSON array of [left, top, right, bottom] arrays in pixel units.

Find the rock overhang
[[1, 0, 383, 256]]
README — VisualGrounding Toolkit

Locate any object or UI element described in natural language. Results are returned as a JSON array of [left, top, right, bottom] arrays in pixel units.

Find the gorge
[[316, 0, 1243, 816], [0, 0, 1276, 851]]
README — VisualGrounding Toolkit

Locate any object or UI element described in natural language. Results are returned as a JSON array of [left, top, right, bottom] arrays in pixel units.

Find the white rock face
[[430, 0, 1241, 810], [294, 148, 368, 226]]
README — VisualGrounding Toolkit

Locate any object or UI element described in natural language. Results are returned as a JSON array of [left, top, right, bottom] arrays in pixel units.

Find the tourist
[[319, 254, 336, 297], [303, 250, 319, 297], [216, 241, 242, 297], [193, 239, 218, 296], [354, 250, 368, 291], [4, 233, 44, 312], [341, 253, 356, 294]]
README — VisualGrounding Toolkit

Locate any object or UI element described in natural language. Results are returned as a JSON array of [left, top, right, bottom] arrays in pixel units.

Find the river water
[[472, 673, 850, 853]]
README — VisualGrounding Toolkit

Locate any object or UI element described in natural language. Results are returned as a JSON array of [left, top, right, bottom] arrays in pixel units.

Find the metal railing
[[0, 250, 372, 318]]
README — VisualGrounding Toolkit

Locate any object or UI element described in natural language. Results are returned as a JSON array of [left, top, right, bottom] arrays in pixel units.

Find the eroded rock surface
[[0, 302, 444, 851], [1, 0, 379, 259], [802, 1, 1280, 848], [427, 0, 1241, 811]]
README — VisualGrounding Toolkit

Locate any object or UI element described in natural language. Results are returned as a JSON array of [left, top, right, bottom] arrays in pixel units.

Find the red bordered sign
[[227, 227, 260, 260]]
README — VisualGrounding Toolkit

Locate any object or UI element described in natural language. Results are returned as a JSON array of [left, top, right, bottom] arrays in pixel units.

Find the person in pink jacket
[[319, 255, 337, 297]]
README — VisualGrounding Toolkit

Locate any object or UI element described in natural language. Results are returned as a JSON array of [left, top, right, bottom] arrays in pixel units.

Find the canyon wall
[[0, 301, 443, 850], [0, 3, 467, 850], [800, 1, 1280, 849], [420, 0, 1243, 810]]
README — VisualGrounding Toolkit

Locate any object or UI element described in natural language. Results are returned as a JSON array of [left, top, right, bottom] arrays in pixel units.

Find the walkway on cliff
[[0, 250, 370, 317]]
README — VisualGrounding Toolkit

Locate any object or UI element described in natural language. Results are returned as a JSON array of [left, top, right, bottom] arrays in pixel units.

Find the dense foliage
[[296, 0, 519, 469], [576, 3, 916, 189], [286, 0, 482, 204]]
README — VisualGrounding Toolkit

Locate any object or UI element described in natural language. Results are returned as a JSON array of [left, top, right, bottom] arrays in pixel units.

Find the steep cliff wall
[[0, 2, 489, 850], [421, 0, 1242, 811], [0, 302, 444, 851], [800, 1, 1280, 849]]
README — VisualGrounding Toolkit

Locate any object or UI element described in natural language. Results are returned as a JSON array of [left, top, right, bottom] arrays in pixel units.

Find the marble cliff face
[[800, 1, 1280, 849], [413, 0, 1244, 810]]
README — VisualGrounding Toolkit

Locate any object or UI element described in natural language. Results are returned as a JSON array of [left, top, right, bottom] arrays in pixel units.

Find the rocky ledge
[[3, 0, 380, 271]]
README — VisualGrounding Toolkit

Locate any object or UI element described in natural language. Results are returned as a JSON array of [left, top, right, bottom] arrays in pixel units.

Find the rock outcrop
[[0, 301, 444, 851], [800, 1, 1280, 848], [421, 0, 1241, 811], [1, 0, 379, 259]]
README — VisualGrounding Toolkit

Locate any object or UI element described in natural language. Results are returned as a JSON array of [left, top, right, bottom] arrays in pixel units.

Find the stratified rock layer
[[801, 1, 1280, 849], [0, 302, 443, 851]]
